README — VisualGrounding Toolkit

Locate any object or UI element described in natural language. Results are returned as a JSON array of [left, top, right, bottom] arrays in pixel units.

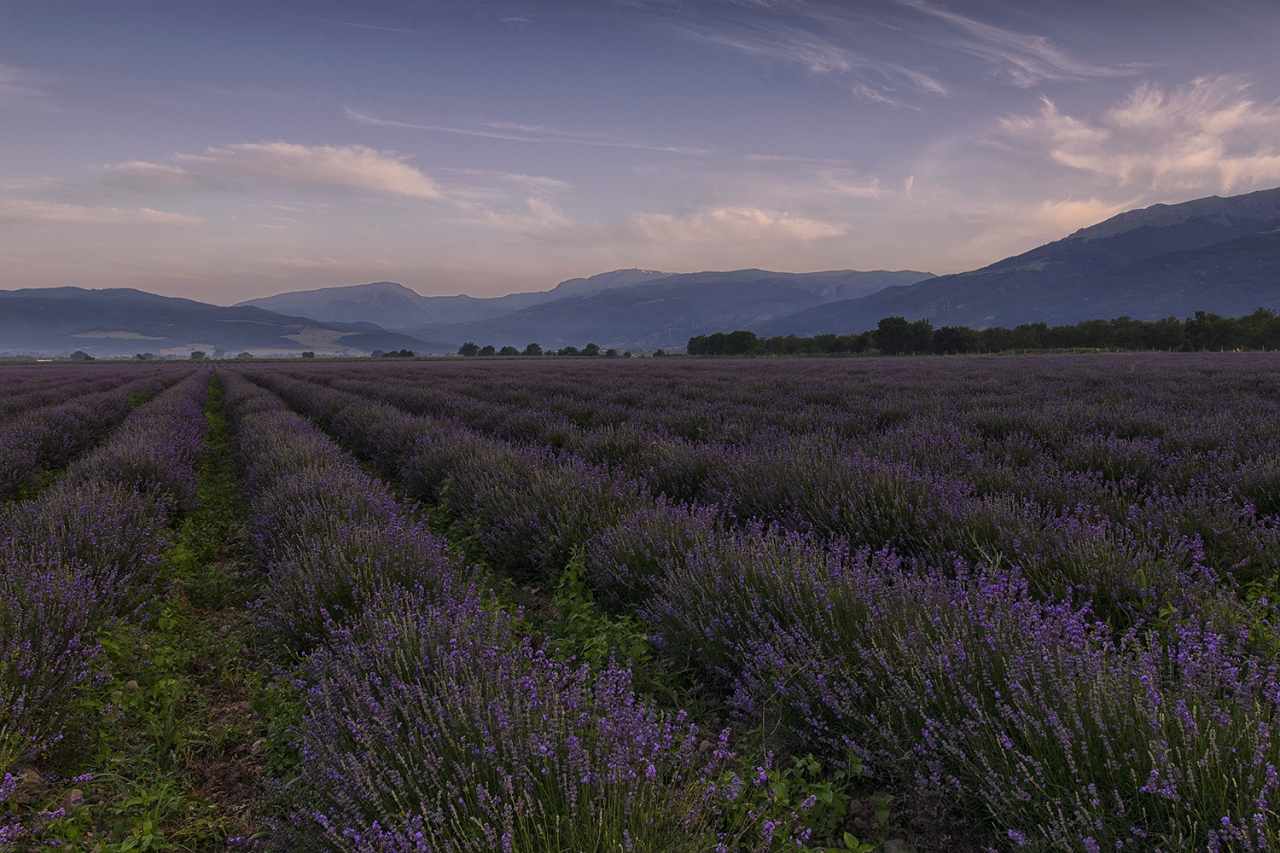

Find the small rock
[[883, 840, 911, 853], [250, 737, 267, 755], [21, 768, 43, 789], [698, 740, 714, 753], [61, 788, 84, 813], [124, 680, 140, 692]]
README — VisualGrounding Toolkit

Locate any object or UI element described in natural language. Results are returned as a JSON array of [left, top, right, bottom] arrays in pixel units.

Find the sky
[[2, 0, 1279, 304]]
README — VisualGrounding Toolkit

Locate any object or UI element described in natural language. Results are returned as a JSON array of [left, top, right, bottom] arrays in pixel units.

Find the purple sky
[[2, 0, 1279, 303]]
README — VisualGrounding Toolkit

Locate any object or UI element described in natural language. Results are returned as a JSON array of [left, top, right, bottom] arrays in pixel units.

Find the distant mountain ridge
[[236, 269, 672, 330], [7, 187, 1280, 356], [403, 269, 936, 349], [758, 187, 1280, 337], [0, 287, 448, 358]]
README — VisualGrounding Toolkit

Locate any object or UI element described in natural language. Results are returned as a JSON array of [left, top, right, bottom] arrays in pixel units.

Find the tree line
[[687, 309, 1280, 356], [457, 342, 636, 357]]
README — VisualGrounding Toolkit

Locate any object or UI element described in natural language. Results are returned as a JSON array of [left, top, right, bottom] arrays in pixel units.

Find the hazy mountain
[[0, 287, 448, 358], [759, 187, 1280, 336], [235, 269, 671, 330], [410, 269, 934, 349]]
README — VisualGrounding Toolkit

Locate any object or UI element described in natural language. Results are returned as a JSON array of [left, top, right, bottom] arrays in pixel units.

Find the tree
[[583, 343, 601, 357], [480, 345, 496, 356], [499, 345, 520, 355], [237, 352, 254, 360], [605, 348, 618, 358], [301, 351, 316, 359], [978, 327, 1012, 353], [1008, 323, 1046, 350], [458, 342, 481, 356], [933, 326, 978, 354], [189, 351, 206, 360], [559, 345, 581, 356], [70, 350, 94, 361], [874, 317, 912, 354], [523, 343, 542, 356]]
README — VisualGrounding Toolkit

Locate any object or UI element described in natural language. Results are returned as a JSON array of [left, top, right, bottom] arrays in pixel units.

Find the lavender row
[[242, 362, 1276, 623], [1, 370, 210, 804], [235, 365, 648, 581], [236, 360, 1280, 849], [587, 509, 1279, 850], [0, 363, 192, 420], [0, 369, 196, 499], [0, 365, 137, 419], [221, 373, 747, 851]]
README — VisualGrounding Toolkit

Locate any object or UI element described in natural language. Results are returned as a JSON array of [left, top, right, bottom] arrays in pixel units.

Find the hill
[[408, 269, 935, 350], [0, 287, 447, 358], [235, 270, 672, 330], [759, 187, 1280, 335]]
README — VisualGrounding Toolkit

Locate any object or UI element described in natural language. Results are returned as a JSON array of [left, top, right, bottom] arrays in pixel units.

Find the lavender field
[[6, 354, 1280, 852]]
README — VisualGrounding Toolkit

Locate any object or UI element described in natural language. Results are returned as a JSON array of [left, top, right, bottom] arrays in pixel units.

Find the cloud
[[345, 107, 713, 155], [900, 0, 1137, 87], [666, 16, 949, 99], [98, 160, 212, 194], [318, 19, 423, 34], [476, 197, 576, 232], [0, 62, 54, 105], [0, 199, 203, 226], [260, 256, 348, 269], [518, 206, 847, 246], [1024, 197, 1140, 236], [1001, 76, 1280, 191], [638, 0, 1133, 102], [630, 207, 847, 242], [174, 142, 441, 198]]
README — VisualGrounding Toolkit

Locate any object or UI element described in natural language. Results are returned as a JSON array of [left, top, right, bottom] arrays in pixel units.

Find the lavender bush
[[222, 371, 474, 652], [226, 355, 1280, 851], [0, 371, 209, 798], [295, 586, 711, 853]]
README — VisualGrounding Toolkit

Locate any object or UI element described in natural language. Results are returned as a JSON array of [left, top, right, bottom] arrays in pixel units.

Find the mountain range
[[2, 186, 1278, 357], [0, 288, 442, 359], [760, 187, 1280, 337]]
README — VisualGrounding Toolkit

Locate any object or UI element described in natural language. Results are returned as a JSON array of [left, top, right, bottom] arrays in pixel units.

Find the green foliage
[[706, 752, 893, 853], [14, 375, 282, 849], [549, 550, 655, 674]]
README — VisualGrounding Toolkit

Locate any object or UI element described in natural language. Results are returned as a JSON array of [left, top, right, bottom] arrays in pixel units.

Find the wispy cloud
[[173, 142, 441, 198], [664, 16, 948, 100], [0, 199, 203, 226], [435, 167, 573, 198], [0, 62, 54, 106], [318, 19, 423, 34], [1001, 76, 1280, 191], [637, 0, 1134, 102], [899, 0, 1138, 87], [512, 205, 847, 247], [345, 107, 714, 155]]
